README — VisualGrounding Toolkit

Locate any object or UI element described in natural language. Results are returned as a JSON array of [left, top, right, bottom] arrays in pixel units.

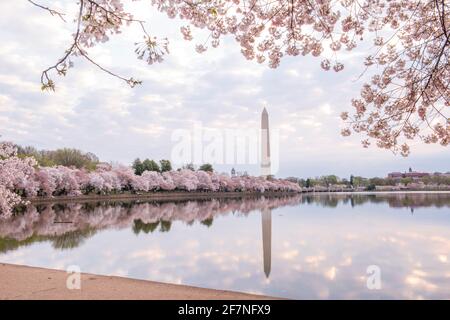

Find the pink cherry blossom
[[30, 0, 448, 155], [0, 141, 37, 218]]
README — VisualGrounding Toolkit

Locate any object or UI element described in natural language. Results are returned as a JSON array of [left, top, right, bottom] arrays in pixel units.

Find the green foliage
[[132, 158, 145, 175], [351, 176, 369, 187], [320, 175, 339, 186], [133, 158, 162, 175], [428, 175, 450, 185], [133, 219, 160, 234], [16, 145, 99, 170], [182, 163, 195, 171], [159, 159, 172, 172], [369, 177, 386, 186], [159, 220, 172, 232], [290, 173, 450, 189], [199, 163, 214, 172], [200, 218, 214, 227], [51, 228, 97, 249], [53, 148, 98, 169], [400, 177, 413, 185], [133, 219, 175, 234], [142, 159, 160, 172], [297, 178, 306, 187], [0, 227, 96, 253], [305, 178, 312, 188]]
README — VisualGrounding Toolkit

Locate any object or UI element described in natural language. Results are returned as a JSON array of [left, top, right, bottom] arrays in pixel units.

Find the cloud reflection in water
[[0, 192, 449, 299]]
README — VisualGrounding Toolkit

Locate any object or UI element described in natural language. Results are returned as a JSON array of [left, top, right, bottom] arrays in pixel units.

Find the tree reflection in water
[[1, 192, 450, 299], [0, 196, 302, 253], [0, 192, 449, 255]]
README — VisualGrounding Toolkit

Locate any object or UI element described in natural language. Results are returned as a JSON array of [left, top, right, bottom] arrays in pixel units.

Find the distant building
[[388, 169, 430, 180], [388, 172, 404, 179], [404, 171, 430, 179]]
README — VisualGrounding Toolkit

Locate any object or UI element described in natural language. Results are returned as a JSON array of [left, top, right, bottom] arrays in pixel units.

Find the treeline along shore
[[27, 188, 450, 207], [27, 190, 301, 205], [2, 141, 449, 218]]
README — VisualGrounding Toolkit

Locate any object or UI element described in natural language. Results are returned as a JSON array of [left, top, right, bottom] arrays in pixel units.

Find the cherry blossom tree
[[27, 0, 449, 155], [34, 167, 57, 196], [160, 171, 177, 190], [196, 170, 214, 191], [0, 141, 37, 218], [1, 153, 301, 217]]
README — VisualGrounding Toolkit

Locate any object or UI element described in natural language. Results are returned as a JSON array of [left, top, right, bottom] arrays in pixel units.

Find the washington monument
[[261, 107, 271, 177], [261, 107, 272, 278]]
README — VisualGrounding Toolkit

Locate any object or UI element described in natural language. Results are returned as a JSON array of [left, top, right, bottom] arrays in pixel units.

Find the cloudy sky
[[0, 0, 448, 178]]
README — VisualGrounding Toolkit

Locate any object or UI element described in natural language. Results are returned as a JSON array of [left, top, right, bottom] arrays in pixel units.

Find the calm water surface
[[1, 192, 449, 299]]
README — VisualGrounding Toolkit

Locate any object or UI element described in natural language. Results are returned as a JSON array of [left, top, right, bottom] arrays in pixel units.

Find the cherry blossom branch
[[27, 0, 66, 22], [75, 44, 142, 87], [39, 0, 85, 91], [33, 0, 168, 91], [27, 0, 449, 154]]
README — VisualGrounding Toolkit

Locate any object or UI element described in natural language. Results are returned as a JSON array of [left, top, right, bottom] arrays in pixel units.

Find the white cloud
[[0, 0, 447, 177]]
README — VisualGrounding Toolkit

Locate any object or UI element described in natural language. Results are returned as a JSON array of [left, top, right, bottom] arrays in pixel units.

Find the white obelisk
[[261, 107, 271, 177]]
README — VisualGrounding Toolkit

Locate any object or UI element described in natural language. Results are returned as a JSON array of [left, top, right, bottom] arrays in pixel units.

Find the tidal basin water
[[1, 192, 450, 299]]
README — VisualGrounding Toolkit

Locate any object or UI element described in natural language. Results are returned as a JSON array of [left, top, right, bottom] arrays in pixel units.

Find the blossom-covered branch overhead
[[27, 0, 449, 153]]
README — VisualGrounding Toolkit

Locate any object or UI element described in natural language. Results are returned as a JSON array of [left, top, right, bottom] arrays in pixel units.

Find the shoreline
[[0, 263, 276, 300], [26, 189, 450, 205], [27, 191, 300, 205]]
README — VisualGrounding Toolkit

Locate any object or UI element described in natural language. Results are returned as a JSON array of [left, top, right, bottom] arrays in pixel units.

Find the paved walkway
[[0, 263, 274, 300]]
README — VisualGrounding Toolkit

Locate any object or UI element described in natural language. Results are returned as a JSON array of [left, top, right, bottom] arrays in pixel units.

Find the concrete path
[[0, 263, 274, 300]]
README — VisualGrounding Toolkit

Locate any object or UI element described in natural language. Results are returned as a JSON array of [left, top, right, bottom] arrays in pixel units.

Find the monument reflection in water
[[261, 208, 271, 278], [1, 192, 450, 299], [0, 195, 288, 280]]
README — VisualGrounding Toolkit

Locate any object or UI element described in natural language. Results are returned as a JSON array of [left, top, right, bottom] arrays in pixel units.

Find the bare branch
[[27, 0, 66, 22]]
